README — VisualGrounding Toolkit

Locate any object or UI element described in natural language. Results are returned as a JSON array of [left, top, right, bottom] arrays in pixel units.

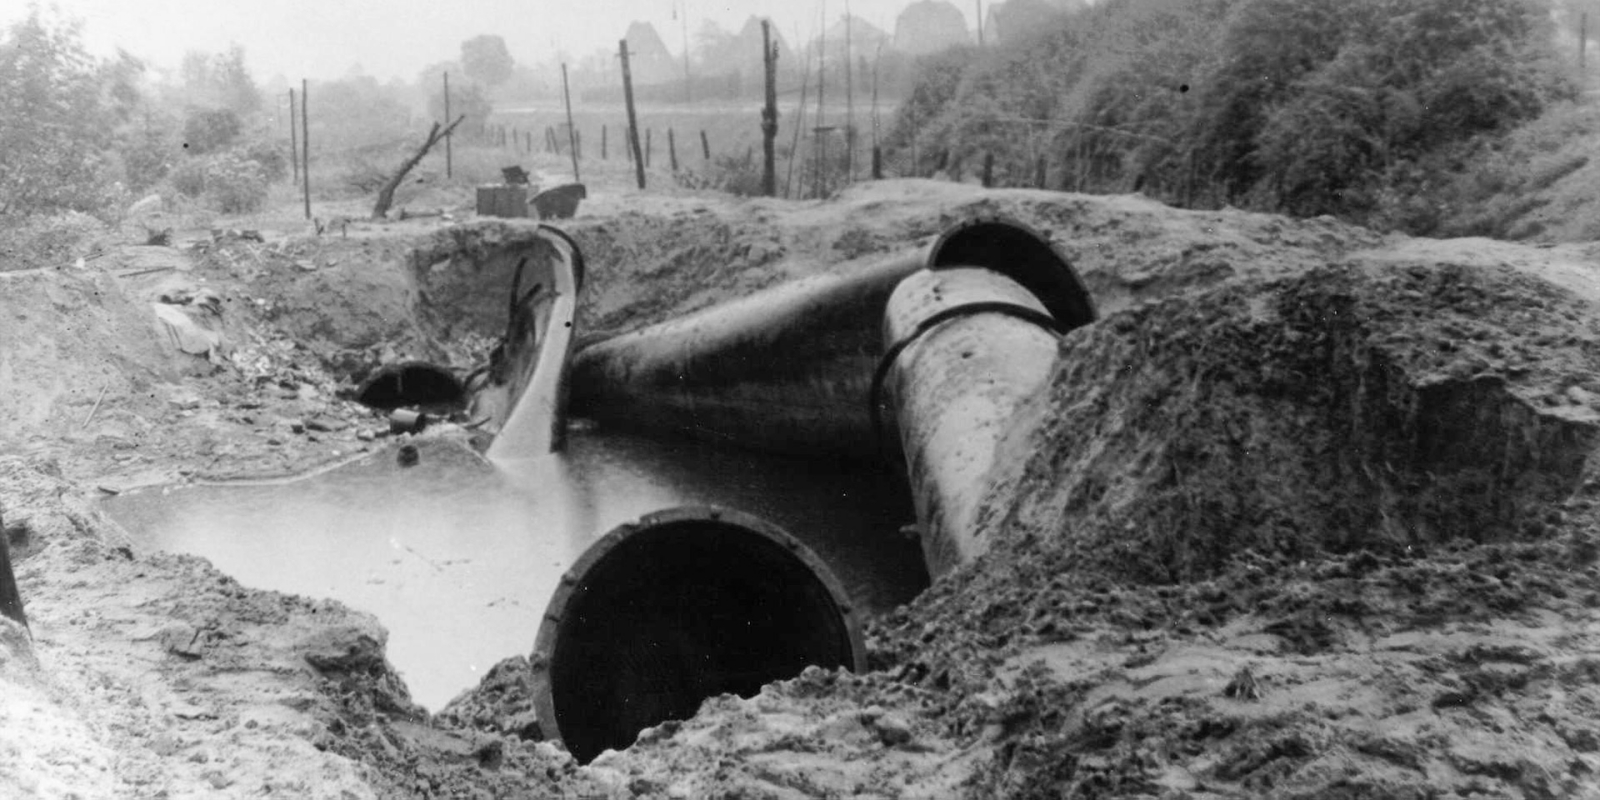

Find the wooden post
[[761, 19, 779, 197], [443, 71, 453, 179], [1035, 155, 1047, 189], [288, 89, 299, 183], [982, 152, 995, 188], [620, 39, 647, 189], [872, 146, 882, 180], [562, 63, 581, 182], [668, 128, 679, 171], [701, 129, 711, 160], [602, 125, 608, 160], [844, 0, 855, 183], [301, 79, 311, 220], [785, 43, 812, 199]]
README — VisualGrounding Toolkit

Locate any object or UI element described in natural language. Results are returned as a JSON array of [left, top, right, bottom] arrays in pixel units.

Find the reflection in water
[[102, 430, 926, 710]]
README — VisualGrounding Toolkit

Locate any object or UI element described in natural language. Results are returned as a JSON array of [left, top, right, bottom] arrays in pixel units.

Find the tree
[[461, 35, 514, 88], [429, 81, 492, 136], [0, 10, 110, 217], [179, 45, 261, 116]]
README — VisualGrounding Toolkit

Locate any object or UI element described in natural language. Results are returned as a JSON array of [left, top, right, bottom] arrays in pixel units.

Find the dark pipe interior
[[547, 518, 858, 763], [928, 217, 1097, 330], [354, 362, 465, 410]]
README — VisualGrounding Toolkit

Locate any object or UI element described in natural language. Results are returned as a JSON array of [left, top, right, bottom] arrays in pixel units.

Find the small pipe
[[530, 506, 864, 763]]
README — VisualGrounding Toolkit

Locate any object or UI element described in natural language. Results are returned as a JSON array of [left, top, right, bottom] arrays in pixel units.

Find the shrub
[[0, 211, 107, 270], [203, 150, 268, 214], [170, 158, 208, 198], [182, 106, 242, 154]]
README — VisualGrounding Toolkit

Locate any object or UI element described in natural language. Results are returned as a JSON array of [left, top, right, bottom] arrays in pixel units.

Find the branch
[[371, 114, 467, 220]]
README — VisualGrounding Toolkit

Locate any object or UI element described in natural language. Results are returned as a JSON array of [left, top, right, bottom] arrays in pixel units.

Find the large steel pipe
[[882, 219, 1096, 577], [568, 216, 1095, 461], [882, 268, 1063, 577], [568, 253, 923, 459], [530, 506, 864, 764]]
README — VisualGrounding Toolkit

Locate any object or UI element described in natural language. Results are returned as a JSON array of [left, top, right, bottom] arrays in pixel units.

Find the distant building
[[624, 21, 678, 85], [894, 0, 971, 55], [809, 14, 893, 62]]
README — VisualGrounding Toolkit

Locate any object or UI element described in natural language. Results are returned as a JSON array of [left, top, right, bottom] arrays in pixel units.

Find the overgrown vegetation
[[887, 0, 1573, 233]]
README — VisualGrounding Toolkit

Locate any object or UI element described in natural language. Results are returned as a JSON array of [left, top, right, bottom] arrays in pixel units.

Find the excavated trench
[[99, 221, 930, 722]]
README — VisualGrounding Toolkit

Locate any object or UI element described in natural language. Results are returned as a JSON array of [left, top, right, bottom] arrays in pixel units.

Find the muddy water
[[101, 430, 927, 710]]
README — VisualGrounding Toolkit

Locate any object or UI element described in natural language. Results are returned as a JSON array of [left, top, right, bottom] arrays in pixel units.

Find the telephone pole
[[761, 20, 779, 197], [619, 39, 647, 189]]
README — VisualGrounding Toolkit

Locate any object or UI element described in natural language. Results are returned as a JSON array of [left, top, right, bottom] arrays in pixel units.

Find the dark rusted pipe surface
[[568, 252, 924, 459], [530, 506, 864, 763]]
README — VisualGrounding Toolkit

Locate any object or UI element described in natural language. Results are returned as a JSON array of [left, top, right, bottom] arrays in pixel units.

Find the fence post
[[701, 129, 711, 160], [562, 63, 580, 182], [668, 128, 679, 172], [443, 71, 453, 179]]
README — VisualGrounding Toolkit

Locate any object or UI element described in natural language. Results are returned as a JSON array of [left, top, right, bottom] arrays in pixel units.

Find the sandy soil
[[5, 174, 1600, 797]]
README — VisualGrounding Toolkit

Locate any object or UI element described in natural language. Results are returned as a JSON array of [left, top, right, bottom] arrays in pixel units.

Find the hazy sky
[[12, 0, 980, 82]]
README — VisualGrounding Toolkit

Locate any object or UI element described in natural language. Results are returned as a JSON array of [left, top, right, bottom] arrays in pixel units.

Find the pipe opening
[[927, 216, 1097, 330], [354, 361, 465, 410], [534, 507, 863, 764]]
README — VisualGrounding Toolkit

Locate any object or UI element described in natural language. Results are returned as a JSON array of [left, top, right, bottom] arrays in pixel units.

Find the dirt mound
[[982, 260, 1600, 584]]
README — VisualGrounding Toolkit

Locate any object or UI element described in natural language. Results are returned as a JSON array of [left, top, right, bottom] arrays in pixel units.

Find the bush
[[0, 211, 107, 270], [170, 158, 208, 198], [182, 106, 242, 154], [165, 149, 269, 213], [203, 150, 268, 213]]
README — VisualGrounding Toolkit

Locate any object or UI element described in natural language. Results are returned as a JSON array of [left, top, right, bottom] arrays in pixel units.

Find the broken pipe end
[[530, 506, 864, 764]]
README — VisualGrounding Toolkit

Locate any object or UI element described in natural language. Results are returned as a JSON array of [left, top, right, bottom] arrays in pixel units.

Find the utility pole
[[562, 63, 580, 182], [761, 19, 779, 197], [301, 79, 311, 220], [443, 71, 453, 179], [619, 39, 647, 189], [288, 89, 298, 183], [845, 0, 854, 182], [816, 0, 827, 197]]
